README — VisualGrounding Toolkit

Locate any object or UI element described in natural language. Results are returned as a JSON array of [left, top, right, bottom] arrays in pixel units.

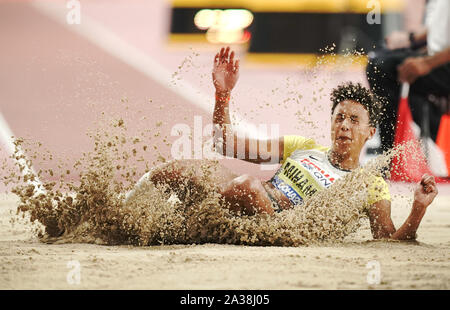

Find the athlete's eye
[[336, 114, 345, 122]]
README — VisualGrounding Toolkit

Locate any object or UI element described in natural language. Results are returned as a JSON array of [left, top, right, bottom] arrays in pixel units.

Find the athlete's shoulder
[[283, 135, 329, 162]]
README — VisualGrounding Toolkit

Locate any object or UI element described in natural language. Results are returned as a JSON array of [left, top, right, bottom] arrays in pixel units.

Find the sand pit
[[1, 189, 449, 290]]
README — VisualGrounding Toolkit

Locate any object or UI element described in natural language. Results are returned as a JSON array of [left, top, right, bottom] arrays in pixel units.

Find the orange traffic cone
[[436, 114, 450, 176], [390, 83, 432, 182]]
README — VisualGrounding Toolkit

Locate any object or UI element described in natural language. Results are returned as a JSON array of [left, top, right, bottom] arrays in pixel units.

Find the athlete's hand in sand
[[413, 174, 438, 209], [212, 47, 239, 96]]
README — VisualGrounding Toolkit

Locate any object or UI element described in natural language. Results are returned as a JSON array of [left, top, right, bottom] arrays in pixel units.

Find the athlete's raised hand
[[212, 46, 240, 95]]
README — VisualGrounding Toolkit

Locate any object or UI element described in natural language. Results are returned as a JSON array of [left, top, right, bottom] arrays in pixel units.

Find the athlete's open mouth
[[337, 136, 352, 142]]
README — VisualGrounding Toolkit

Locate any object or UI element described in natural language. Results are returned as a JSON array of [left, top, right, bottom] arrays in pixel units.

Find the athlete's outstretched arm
[[368, 174, 438, 240], [212, 46, 283, 164]]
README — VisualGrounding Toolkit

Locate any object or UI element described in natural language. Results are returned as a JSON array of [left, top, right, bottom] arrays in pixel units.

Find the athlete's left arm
[[368, 174, 438, 240]]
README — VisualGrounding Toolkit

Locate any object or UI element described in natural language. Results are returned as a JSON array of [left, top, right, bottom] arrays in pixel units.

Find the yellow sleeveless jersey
[[269, 135, 391, 206]]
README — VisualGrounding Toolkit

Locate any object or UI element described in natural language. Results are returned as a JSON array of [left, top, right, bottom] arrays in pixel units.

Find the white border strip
[[0, 112, 16, 156]]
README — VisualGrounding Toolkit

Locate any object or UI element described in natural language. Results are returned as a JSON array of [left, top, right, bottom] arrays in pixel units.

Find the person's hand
[[212, 46, 239, 95], [413, 174, 438, 210], [397, 56, 432, 84], [385, 31, 410, 50]]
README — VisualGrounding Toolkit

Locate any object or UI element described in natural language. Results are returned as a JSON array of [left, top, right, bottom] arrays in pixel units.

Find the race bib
[[271, 150, 344, 205]]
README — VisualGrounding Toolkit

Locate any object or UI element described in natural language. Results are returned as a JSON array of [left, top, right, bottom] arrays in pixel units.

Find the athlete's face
[[330, 100, 376, 157]]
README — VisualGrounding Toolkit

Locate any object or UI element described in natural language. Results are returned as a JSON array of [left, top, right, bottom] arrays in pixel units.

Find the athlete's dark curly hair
[[330, 82, 382, 127]]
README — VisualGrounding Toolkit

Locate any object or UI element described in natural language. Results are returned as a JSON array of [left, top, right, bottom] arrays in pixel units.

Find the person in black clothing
[[366, 0, 450, 154]]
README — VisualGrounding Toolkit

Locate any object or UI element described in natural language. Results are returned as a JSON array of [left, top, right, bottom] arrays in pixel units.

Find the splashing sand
[[2, 118, 420, 247]]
